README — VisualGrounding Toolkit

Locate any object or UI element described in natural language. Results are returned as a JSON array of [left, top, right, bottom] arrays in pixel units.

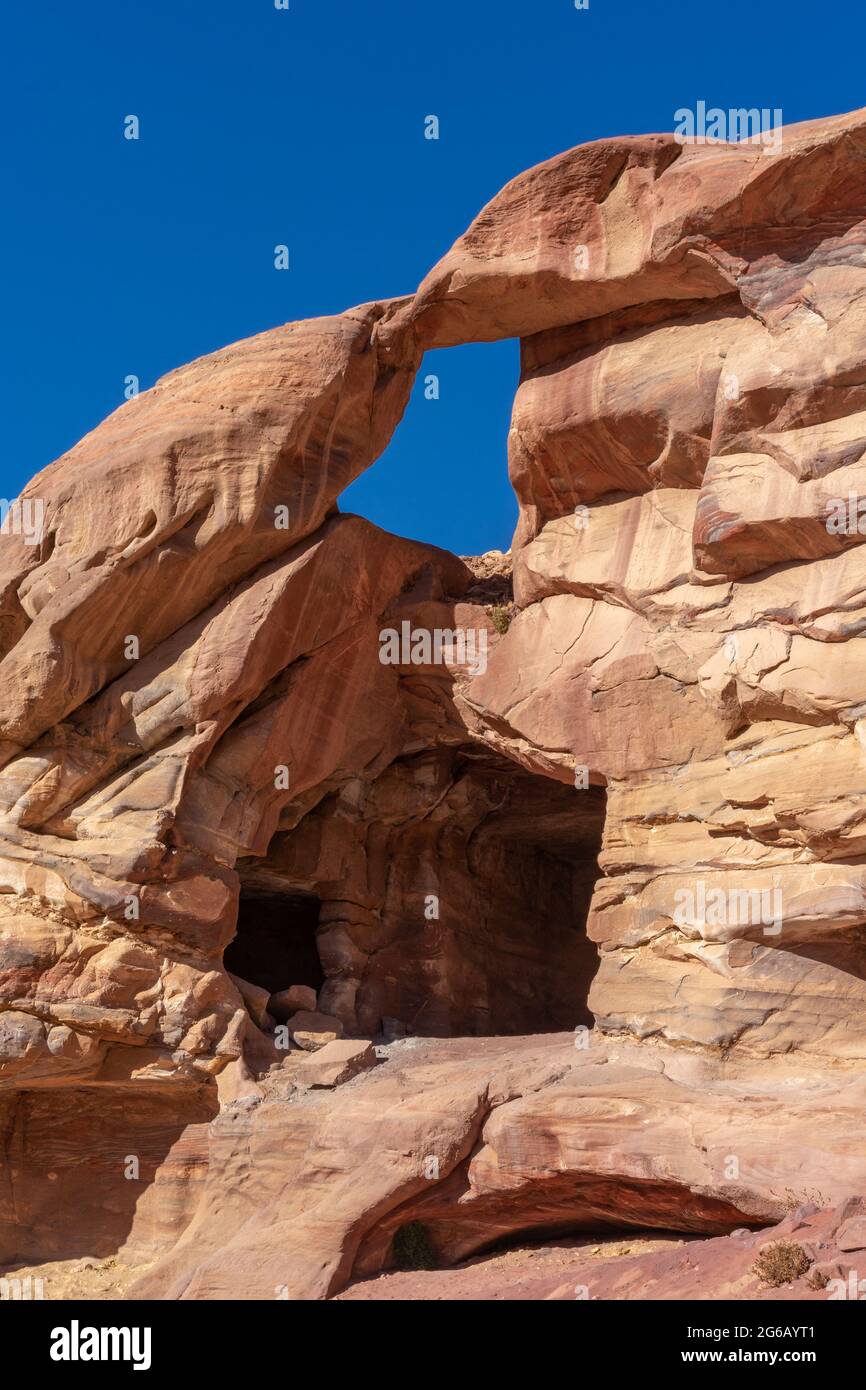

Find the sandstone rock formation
[[4, 106, 866, 1300], [338, 1199, 866, 1302]]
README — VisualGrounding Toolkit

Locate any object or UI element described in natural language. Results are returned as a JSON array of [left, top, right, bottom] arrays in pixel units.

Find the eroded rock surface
[[3, 107, 866, 1299], [338, 1200, 866, 1302]]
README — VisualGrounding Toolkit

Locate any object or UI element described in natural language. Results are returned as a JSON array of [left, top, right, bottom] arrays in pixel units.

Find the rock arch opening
[[339, 339, 520, 555]]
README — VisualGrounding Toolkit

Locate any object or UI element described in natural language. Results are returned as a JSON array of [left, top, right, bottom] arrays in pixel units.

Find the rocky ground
[[7, 1186, 864, 1303], [0, 1255, 153, 1301], [337, 1210, 856, 1301], [337, 1233, 688, 1300]]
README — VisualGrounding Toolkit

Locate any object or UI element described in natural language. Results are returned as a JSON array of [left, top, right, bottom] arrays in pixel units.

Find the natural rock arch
[[3, 106, 866, 1295]]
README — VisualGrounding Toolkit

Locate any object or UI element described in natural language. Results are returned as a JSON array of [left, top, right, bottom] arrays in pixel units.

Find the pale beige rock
[[300, 1039, 376, 1087], [123, 1035, 866, 1299], [287, 1010, 344, 1051], [228, 975, 272, 1030]]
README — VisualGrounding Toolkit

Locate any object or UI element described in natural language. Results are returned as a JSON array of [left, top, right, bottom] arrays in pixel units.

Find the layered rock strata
[[4, 107, 866, 1298]]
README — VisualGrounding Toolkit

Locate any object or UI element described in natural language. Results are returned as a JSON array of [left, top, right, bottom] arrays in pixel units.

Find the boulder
[[301, 1040, 377, 1088], [269, 985, 318, 1021], [228, 974, 273, 1031], [286, 1011, 344, 1052]]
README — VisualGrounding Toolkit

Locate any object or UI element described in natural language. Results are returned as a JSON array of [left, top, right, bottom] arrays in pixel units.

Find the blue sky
[[2, 0, 863, 554]]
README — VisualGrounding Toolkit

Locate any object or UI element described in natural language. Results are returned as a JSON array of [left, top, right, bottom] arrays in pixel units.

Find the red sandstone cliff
[[4, 108, 866, 1301]]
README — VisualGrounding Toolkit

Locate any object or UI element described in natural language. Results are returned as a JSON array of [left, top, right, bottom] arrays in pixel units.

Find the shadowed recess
[[224, 892, 325, 996]]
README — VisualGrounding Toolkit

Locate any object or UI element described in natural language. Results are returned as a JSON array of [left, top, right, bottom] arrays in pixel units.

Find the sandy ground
[[1, 1234, 688, 1302], [0, 1255, 155, 1301]]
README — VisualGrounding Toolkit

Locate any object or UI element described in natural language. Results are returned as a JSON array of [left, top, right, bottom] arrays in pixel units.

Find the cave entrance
[[225, 750, 607, 1041], [362, 750, 608, 1038], [318, 756, 608, 1039], [224, 890, 324, 998]]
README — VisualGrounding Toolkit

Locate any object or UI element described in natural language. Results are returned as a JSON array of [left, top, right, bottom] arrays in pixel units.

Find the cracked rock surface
[[4, 107, 866, 1298]]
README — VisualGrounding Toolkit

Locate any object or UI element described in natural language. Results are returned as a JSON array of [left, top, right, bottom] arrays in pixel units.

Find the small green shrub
[[490, 605, 511, 635], [392, 1220, 438, 1271]]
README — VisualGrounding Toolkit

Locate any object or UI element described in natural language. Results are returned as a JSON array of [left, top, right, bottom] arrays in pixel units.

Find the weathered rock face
[[338, 1199, 866, 1302], [126, 1036, 866, 1300], [239, 749, 604, 1038], [4, 107, 866, 1297]]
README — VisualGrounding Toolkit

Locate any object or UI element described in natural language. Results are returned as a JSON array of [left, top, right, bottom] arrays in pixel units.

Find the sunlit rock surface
[[4, 107, 866, 1300]]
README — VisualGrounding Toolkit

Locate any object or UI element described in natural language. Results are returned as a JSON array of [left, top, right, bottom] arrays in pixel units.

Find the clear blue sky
[[2, 0, 862, 554]]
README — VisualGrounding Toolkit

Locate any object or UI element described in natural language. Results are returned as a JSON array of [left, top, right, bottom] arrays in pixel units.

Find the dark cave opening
[[224, 890, 325, 997], [225, 751, 608, 1039], [392, 751, 607, 1037]]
